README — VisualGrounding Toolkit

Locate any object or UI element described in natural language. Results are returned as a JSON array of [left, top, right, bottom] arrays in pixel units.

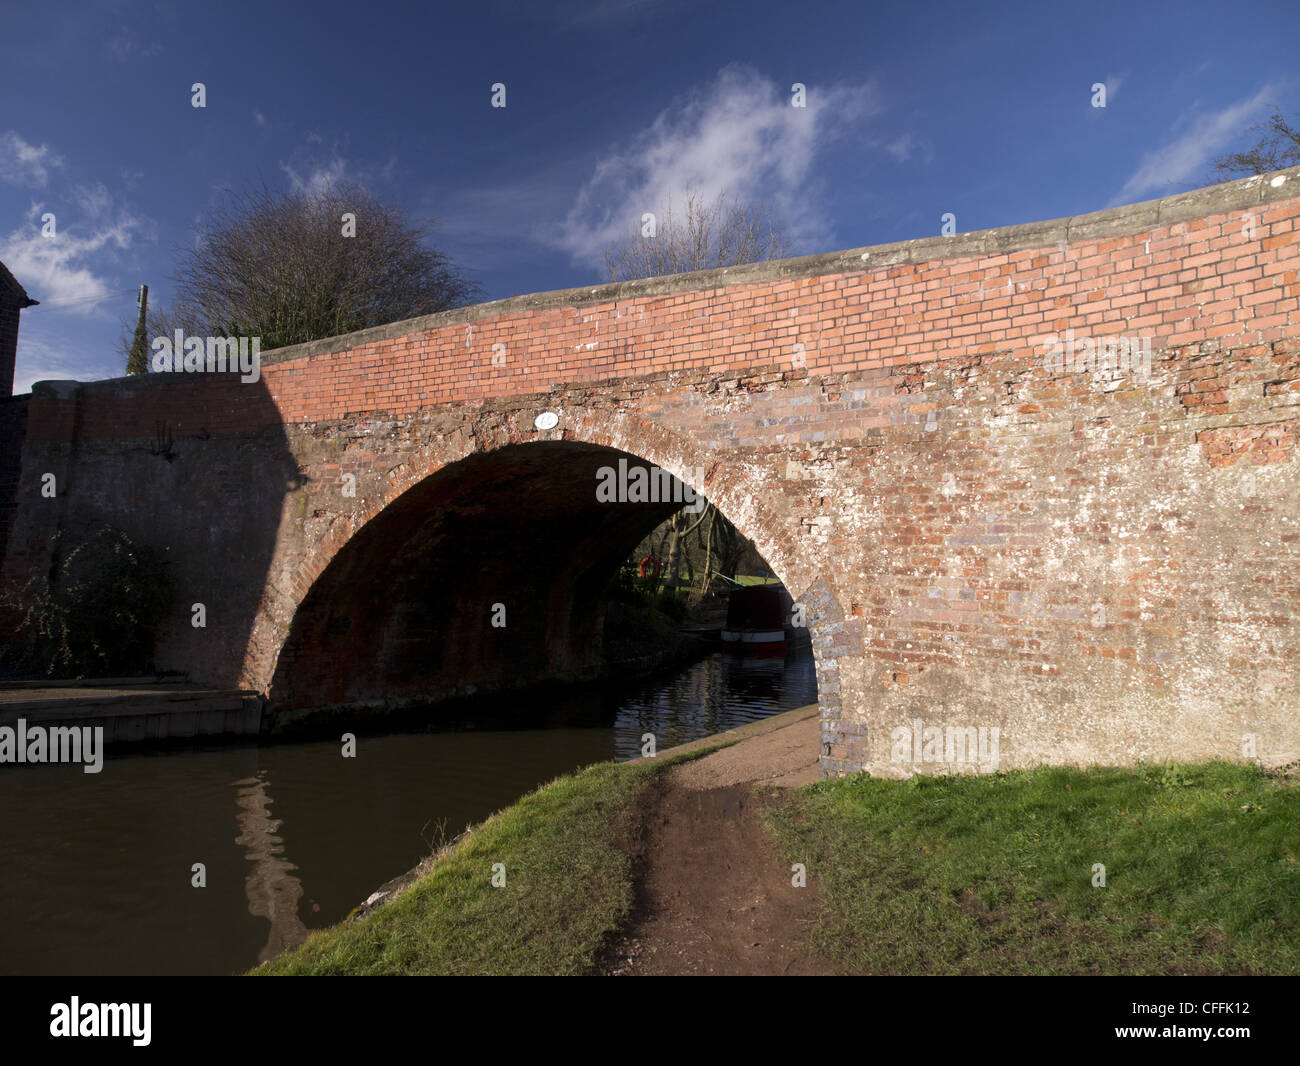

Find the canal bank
[[260, 708, 1300, 976], [256, 704, 825, 976], [342, 704, 821, 922], [0, 677, 262, 742]]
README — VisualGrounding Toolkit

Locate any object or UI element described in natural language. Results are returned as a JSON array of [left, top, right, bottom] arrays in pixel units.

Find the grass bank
[[253, 754, 684, 976], [765, 760, 1300, 975]]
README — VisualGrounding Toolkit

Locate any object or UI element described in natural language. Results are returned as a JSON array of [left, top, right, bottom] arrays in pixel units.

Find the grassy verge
[[254, 753, 687, 976], [764, 760, 1300, 975]]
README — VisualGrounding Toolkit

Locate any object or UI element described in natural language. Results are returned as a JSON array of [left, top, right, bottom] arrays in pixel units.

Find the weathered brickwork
[[3, 170, 1298, 774]]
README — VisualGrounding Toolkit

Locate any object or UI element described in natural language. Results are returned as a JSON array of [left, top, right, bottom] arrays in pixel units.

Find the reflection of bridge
[[3, 169, 1299, 777], [234, 771, 308, 964]]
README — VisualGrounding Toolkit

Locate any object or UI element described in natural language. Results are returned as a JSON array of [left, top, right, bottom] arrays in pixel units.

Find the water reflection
[[610, 650, 817, 759], [0, 648, 816, 975], [233, 771, 308, 964]]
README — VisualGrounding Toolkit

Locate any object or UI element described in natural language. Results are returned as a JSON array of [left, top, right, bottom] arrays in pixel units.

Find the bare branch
[[602, 189, 791, 283], [1214, 109, 1300, 178]]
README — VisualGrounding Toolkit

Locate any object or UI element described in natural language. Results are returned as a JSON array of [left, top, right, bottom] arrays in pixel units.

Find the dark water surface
[[0, 649, 816, 975]]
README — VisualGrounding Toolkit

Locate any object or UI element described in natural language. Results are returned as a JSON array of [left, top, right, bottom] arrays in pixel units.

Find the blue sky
[[2, 0, 1297, 393]]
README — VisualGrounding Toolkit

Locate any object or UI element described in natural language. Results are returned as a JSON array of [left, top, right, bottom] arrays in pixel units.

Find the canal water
[[0, 648, 816, 976]]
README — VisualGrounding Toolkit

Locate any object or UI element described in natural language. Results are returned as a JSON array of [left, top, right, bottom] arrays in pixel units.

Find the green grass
[[733, 574, 782, 586], [254, 756, 675, 976], [764, 760, 1300, 975], [256, 748, 1299, 976]]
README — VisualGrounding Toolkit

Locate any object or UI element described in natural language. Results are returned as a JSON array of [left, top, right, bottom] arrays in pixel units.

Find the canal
[[0, 648, 817, 976]]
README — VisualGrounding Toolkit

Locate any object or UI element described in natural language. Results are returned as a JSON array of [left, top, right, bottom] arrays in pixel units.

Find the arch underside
[[265, 439, 827, 719]]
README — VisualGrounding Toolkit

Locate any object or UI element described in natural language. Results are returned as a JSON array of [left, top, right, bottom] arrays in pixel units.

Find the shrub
[[2, 524, 172, 679], [654, 589, 688, 622]]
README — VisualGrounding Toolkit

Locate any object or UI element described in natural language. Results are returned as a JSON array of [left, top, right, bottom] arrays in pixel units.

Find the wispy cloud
[[1, 192, 144, 310], [281, 157, 351, 196], [252, 108, 294, 136], [105, 26, 163, 62], [430, 164, 581, 274], [555, 64, 880, 267], [3, 173, 153, 388], [1112, 85, 1277, 204], [279, 138, 397, 197], [884, 132, 933, 164], [13, 328, 118, 393], [0, 132, 63, 188]]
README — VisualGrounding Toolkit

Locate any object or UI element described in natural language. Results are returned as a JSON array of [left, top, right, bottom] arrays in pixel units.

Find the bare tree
[[1215, 110, 1300, 178], [602, 189, 790, 283], [125, 182, 479, 358], [603, 189, 787, 600]]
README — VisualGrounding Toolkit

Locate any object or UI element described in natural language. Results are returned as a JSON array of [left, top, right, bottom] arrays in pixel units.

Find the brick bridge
[[3, 169, 1299, 776]]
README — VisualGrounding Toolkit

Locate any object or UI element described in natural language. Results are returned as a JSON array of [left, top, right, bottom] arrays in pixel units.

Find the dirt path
[[605, 706, 833, 976]]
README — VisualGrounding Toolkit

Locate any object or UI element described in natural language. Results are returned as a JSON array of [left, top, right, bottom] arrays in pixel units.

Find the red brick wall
[[245, 192, 1297, 424], [21, 184, 1296, 444], [4, 173, 1299, 774]]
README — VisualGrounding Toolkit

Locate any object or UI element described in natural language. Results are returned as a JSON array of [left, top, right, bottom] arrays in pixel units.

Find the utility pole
[[126, 284, 149, 375]]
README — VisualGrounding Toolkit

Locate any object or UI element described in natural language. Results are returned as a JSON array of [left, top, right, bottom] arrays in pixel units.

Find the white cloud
[[12, 329, 116, 393], [280, 157, 350, 196], [71, 182, 115, 222], [555, 64, 880, 266], [1, 197, 142, 311], [0, 132, 63, 188], [885, 132, 930, 163], [0, 144, 153, 389], [1112, 86, 1277, 204], [279, 150, 396, 198]]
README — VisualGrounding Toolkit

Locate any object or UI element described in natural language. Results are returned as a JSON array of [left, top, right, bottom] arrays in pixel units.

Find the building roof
[[0, 259, 38, 308]]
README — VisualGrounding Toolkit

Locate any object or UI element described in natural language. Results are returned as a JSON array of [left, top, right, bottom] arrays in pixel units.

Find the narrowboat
[[721, 583, 791, 656]]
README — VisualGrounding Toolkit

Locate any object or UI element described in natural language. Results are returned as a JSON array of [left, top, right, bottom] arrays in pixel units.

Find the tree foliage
[[128, 182, 480, 357], [1, 524, 172, 678]]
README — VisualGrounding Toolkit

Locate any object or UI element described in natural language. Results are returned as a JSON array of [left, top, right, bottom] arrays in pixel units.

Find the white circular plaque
[[534, 411, 559, 431]]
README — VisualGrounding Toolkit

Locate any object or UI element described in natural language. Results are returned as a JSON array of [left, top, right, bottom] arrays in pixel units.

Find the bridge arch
[[251, 406, 844, 731]]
